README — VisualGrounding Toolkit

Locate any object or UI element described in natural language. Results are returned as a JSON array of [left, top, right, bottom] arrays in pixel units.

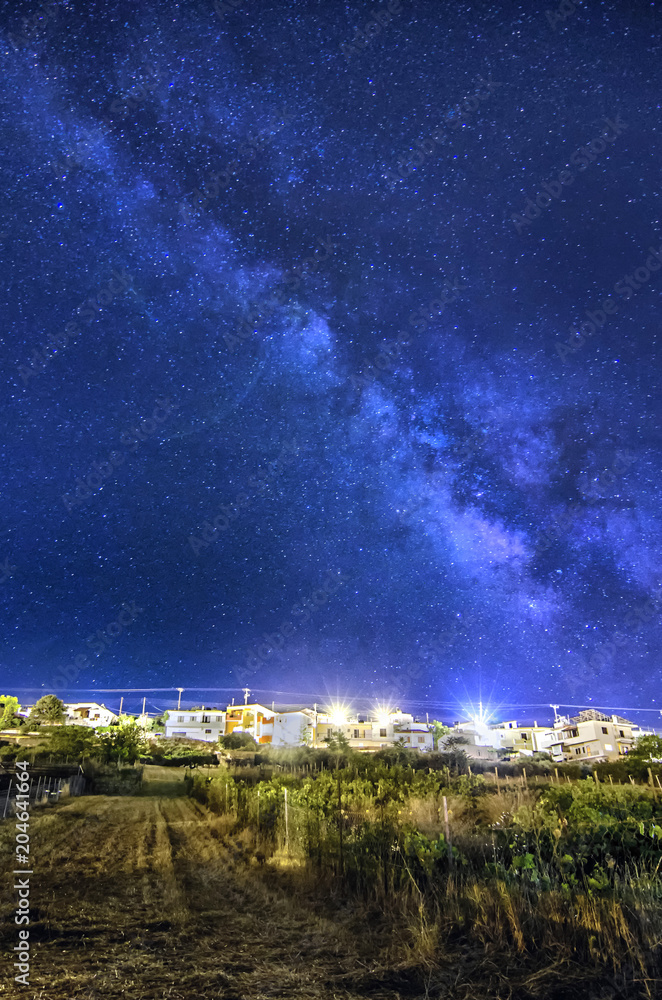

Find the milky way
[[1, 0, 661, 721]]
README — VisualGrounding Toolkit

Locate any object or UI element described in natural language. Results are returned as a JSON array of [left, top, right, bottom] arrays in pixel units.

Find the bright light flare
[[328, 700, 351, 727], [374, 702, 395, 726], [462, 700, 495, 745]]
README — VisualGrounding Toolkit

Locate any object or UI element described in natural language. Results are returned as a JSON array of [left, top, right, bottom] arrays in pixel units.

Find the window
[[205, 729, 212, 734], [418, 736, 425, 743], [380, 728, 387, 738], [177, 716, 184, 723], [604, 743, 613, 751], [202, 715, 210, 723], [216, 716, 222, 722], [353, 729, 359, 739], [575, 747, 581, 755], [602, 726, 608, 734], [619, 730, 624, 737], [522, 733, 528, 740]]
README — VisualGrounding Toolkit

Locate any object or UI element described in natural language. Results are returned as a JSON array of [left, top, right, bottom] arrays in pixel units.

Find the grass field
[[0, 768, 416, 1000], [2, 765, 661, 999]]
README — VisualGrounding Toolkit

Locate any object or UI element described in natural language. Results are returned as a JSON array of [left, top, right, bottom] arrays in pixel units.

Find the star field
[[1, 0, 661, 720]]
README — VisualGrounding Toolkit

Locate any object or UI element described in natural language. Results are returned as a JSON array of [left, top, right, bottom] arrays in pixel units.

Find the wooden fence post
[[443, 795, 452, 866], [284, 787, 289, 854]]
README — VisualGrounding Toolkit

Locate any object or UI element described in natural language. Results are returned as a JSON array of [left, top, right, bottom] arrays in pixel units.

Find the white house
[[165, 708, 226, 742], [270, 710, 316, 746], [315, 709, 434, 752], [547, 710, 638, 762], [489, 720, 558, 756], [63, 702, 119, 728]]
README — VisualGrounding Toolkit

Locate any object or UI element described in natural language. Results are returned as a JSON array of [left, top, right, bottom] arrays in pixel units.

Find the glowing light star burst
[[462, 700, 496, 744], [374, 702, 395, 726], [328, 701, 351, 727]]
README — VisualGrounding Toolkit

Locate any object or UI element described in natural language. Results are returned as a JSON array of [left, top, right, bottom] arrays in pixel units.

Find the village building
[[165, 707, 226, 742], [63, 702, 119, 728], [547, 710, 640, 762], [489, 720, 558, 756]]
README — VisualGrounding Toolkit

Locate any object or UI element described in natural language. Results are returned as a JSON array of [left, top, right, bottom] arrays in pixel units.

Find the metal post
[[257, 789, 260, 830], [3, 781, 11, 819]]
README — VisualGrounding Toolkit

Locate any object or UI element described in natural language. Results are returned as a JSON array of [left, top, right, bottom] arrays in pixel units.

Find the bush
[[218, 732, 258, 750]]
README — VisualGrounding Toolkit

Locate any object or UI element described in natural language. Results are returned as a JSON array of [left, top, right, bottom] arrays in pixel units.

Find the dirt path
[[0, 791, 414, 1000]]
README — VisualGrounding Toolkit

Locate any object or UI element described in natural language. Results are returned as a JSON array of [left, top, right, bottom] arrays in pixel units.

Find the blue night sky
[[1, 0, 661, 722]]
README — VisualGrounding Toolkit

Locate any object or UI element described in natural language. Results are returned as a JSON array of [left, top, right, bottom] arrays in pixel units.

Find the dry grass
[[1, 770, 660, 999], [0, 776, 412, 1000]]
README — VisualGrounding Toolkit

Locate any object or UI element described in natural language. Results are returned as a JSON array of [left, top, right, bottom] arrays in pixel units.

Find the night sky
[[1, 0, 661, 722]]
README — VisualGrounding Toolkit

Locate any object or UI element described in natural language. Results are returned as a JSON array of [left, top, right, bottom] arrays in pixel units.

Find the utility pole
[[243, 687, 251, 705], [141, 696, 146, 717], [551, 704, 560, 725], [118, 696, 124, 717], [177, 688, 184, 710]]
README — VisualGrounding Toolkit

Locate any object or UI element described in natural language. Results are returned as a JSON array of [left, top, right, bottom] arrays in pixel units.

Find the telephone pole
[[177, 688, 184, 710]]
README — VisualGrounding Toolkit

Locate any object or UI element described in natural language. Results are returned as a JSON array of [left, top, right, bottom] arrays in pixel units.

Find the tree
[[97, 721, 148, 763], [628, 734, 662, 762], [430, 720, 451, 749], [298, 721, 313, 746], [440, 733, 470, 750], [42, 726, 100, 760], [31, 695, 65, 724], [0, 695, 21, 729], [218, 732, 257, 750], [324, 730, 354, 768]]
